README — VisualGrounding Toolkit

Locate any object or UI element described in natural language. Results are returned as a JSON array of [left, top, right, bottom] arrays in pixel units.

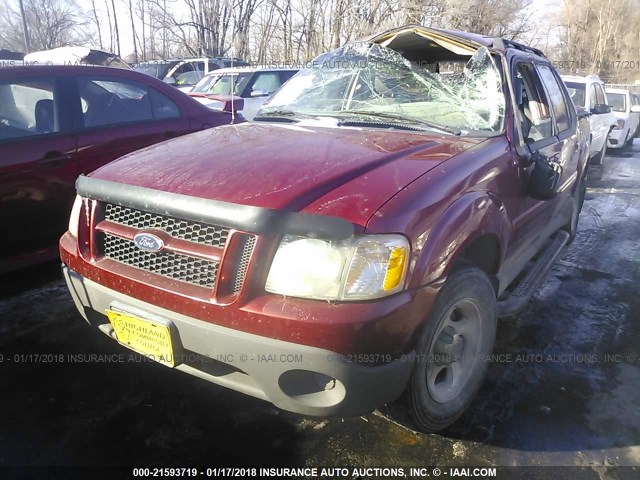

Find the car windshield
[[175, 71, 203, 87], [134, 62, 175, 79], [191, 72, 251, 95], [607, 92, 626, 112], [258, 43, 505, 135], [564, 82, 585, 108]]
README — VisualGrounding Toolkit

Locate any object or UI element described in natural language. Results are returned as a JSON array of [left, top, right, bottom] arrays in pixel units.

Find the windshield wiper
[[254, 109, 313, 123], [338, 110, 461, 135]]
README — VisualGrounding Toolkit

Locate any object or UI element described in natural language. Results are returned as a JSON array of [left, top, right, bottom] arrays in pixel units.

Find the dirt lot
[[1, 145, 639, 480]]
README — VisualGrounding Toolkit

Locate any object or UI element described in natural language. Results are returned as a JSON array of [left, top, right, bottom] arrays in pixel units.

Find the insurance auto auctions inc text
[[242, 467, 497, 478]]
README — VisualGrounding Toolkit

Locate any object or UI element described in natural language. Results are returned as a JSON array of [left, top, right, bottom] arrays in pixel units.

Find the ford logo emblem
[[133, 232, 165, 252]]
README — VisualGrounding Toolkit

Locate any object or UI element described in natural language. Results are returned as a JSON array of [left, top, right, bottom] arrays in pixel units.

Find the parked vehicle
[[24, 47, 129, 69], [562, 74, 616, 164], [0, 49, 24, 61], [188, 66, 298, 120], [134, 58, 250, 91], [605, 87, 640, 149], [632, 93, 640, 138], [0, 65, 242, 273], [60, 25, 590, 432]]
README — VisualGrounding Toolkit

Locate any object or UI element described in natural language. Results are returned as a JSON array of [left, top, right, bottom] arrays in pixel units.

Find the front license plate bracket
[[105, 302, 183, 367]]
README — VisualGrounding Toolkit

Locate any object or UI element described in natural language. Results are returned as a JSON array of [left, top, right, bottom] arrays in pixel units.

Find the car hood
[[91, 121, 484, 227]]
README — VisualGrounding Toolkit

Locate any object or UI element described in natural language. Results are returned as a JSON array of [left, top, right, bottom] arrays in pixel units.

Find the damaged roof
[[355, 25, 545, 59]]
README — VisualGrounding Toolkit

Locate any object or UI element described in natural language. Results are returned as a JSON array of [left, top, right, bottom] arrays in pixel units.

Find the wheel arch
[[410, 191, 511, 292]]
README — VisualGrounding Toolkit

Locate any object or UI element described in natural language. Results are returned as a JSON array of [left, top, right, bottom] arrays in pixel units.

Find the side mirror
[[163, 76, 176, 85], [250, 89, 270, 98], [526, 151, 562, 200], [630, 105, 640, 114], [575, 106, 590, 119], [592, 103, 612, 115]]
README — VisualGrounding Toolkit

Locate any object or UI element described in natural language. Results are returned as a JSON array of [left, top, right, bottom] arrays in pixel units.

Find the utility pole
[[18, 0, 31, 53]]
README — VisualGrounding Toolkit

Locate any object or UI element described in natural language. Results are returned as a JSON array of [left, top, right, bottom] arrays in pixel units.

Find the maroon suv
[[60, 26, 590, 432], [0, 65, 240, 272]]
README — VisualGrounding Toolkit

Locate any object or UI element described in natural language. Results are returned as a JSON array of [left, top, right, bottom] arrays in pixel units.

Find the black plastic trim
[[76, 175, 354, 240]]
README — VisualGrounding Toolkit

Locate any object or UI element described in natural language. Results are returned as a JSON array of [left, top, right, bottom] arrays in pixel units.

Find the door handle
[[39, 152, 73, 169]]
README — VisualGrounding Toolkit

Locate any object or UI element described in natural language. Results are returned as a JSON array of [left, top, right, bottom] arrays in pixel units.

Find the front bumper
[[607, 127, 627, 148], [63, 265, 415, 417]]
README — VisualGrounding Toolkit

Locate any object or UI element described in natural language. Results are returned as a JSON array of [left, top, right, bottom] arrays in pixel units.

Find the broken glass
[[260, 43, 505, 135]]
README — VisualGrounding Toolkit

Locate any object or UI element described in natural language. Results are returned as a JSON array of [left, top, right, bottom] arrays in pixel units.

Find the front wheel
[[408, 267, 496, 432]]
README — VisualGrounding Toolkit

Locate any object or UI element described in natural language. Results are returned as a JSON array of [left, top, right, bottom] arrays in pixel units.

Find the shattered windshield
[[259, 43, 505, 135]]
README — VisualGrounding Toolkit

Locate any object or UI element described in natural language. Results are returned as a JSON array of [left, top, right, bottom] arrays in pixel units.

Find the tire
[[408, 267, 497, 433], [563, 164, 588, 243], [591, 139, 607, 166]]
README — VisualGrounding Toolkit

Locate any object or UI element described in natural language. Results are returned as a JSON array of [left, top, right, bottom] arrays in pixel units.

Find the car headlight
[[68, 195, 83, 238], [614, 119, 625, 130], [265, 234, 410, 300]]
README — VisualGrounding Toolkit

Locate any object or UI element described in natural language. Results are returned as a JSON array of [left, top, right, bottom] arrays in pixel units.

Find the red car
[[0, 65, 240, 272], [60, 26, 590, 432]]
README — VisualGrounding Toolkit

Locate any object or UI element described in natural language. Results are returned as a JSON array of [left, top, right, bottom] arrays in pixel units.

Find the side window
[[536, 64, 571, 133], [594, 83, 606, 106], [175, 63, 195, 76], [249, 73, 282, 94], [514, 63, 553, 143], [0, 78, 59, 141], [589, 84, 597, 110], [78, 78, 179, 127], [149, 89, 180, 119]]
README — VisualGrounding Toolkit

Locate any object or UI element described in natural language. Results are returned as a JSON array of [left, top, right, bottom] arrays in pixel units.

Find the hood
[[91, 121, 483, 227]]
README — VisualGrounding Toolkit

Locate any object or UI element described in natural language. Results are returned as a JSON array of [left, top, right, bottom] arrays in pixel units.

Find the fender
[[576, 115, 591, 182], [410, 191, 512, 288]]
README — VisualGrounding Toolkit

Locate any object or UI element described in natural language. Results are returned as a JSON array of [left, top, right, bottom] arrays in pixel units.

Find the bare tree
[[109, 0, 120, 55], [89, 0, 103, 48], [0, 0, 86, 51], [128, 0, 138, 61], [555, 0, 640, 82]]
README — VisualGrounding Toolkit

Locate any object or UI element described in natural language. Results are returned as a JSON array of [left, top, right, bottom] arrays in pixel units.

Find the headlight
[[265, 234, 409, 300], [614, 119, 625, 130], [68, 195, 83, 238]]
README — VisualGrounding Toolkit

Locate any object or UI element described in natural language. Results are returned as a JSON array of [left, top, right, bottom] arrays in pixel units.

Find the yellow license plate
[[106, 309, 175, 367]]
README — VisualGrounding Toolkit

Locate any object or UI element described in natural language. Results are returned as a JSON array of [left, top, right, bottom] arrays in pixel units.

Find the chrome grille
[[103, 233, 218, 288], [105, 204, 229, 248]]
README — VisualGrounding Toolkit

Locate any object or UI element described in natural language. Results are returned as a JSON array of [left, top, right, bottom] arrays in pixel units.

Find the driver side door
[[507, 60, 577, 271]]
